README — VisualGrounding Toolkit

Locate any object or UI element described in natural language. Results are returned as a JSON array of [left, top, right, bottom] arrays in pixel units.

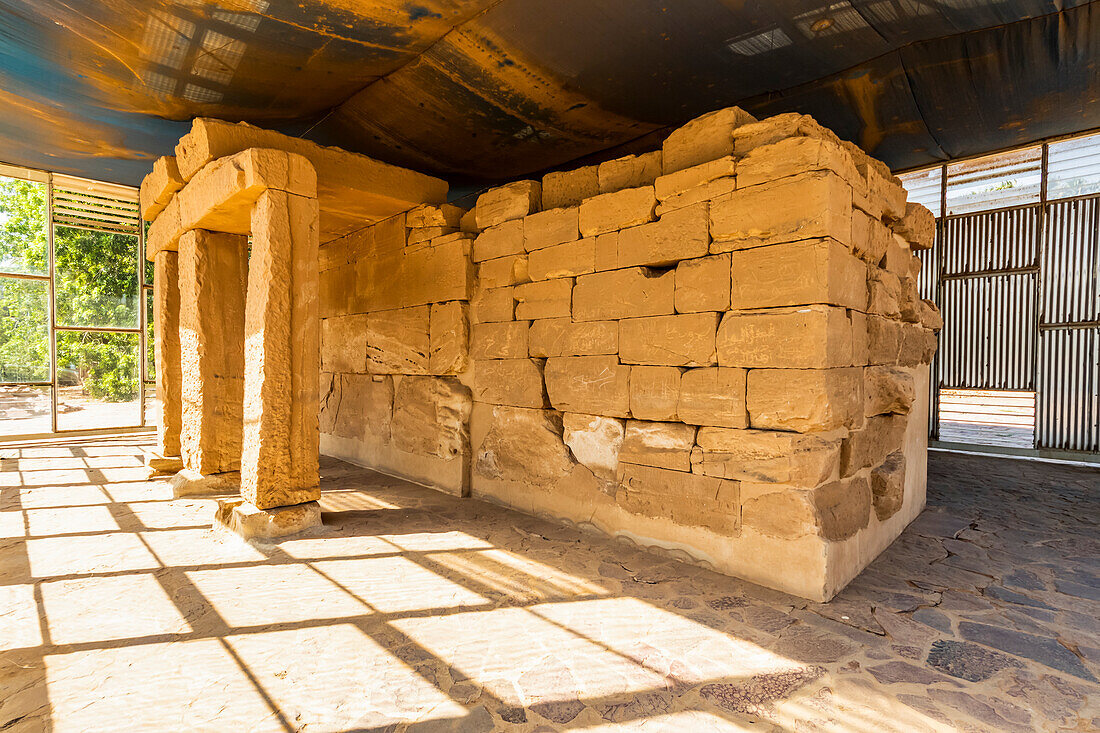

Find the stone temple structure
[[140, 107, 940, 602]]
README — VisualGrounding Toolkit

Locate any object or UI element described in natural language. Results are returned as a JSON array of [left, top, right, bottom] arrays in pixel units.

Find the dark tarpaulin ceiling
[[0, 0, 1097, 188]]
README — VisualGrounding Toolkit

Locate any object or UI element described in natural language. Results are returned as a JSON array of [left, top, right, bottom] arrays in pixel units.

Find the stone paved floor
[[0, 436, 1098, 732]]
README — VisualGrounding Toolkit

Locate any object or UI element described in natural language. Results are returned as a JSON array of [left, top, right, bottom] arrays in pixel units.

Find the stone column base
[[213, 499, 322, 540], [144, 451, 184, 474], [170, 469, 240, 498]]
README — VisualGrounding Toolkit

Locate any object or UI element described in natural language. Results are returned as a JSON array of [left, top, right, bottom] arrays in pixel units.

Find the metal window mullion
[[53, 325, 142, 334], [1033, 143, 1049, 448], [47, 173, 58, 433], [139, 223, 147, 428], [0, 270, 49, 282]]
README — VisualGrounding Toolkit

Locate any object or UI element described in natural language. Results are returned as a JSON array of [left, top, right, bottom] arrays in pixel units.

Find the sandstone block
[[628, 366, 682, 421], [675, 254, 731, 313], [473, 219, 525, 262], [860, 164, 908, 222], [661, 106, 756, 173], [619, 312, 718, 367], [870, 451, 906, 520], [620, 420, 696, 471], [152, 250, 182, 459], [366, 306, 430, 374], [616, 463, 740, 535], [578, 186, 657, 237], [429, 301, 470, 375], [850, 209, 892, 264], [391, 376, 472, 460], [407, 203, 464, 229], [730, 112, 836, 156], [472, 359, 546, 408], [864, 365, 915, 416], [323, 373, 393, 441], [881, 235, 912, 276], [868, 270, 902, 318], [677, 367, 747, 428], [919, 299, 943, 331], [716, 306, 854, 369], [594, 232, 618, 271], [654, 156, 736, 201], [460, 207, 478, 233], [528, 318, 617, 357], [747, 368, 863, 433], [616, 203, 710, 268], [736, 136, 861, 190], [514, 278, 572, 320], [840, 413, 906, 477], [475, 405, 574, 486], [544, 356, 631, 417], [813, 476, 872, 541], [524, 207, 580, 251], [471, 321, 529, 360], [655, 177, 737, 217], [407, 226, 457, 246], [471, 286, 515, 323], [319, 262, 355, 318], [542, 166, 599, 209], [741, 489, 817, 539], [710, 172, 852, 251], [528, 237, 595, 280], [695, 427, 840, 487], [479, 254, 530, 289], [851, 310, 869, 366], [355, 237, 473, 312], [893, 202, 935, 250], [475, 180, 541, 229], [573, 267, 675, 321], [140, 155, 184, 221], [215, 499, 321, 540], [563, 413, 624, 482], [730, 239, 868, 311], [321, 314, 368, 373], [900, 323, 937, 367], [598, 151, 662, 194]]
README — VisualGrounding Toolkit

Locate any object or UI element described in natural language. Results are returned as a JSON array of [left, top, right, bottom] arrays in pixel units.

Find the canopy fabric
[[0, 0, 1096, 186]]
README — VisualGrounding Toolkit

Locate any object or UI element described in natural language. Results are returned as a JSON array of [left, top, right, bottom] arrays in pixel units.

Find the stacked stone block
[[462, 107, 940, 601]]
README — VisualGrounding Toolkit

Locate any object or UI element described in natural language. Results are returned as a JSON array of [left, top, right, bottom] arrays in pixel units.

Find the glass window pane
[[945, 146, 1041, 216], [56, 331, 140, 430], [0, 276, 50, 382], [54, 226, 139, 328], [1047, 132, 1100, 201], [0, 175, 48, 276], [144, 382, 160, 428], [0, 384, 51, 436], [898, 167, 942, 217], [145, 287, 155, 381]]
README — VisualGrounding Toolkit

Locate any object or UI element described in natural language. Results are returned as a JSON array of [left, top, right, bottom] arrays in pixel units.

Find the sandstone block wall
[[317, 106, 940, 601]]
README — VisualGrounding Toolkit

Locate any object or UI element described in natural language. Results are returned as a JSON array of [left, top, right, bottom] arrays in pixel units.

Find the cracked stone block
[[695, 427, 841, 487], [573, 266, 674, 321], [472, 359, 546, 408], [475, 180, 540, 229], [513, 279, 572, 320], [619, 420, 696, 471], [475, 405, 574, 486], [366, 306, 430, 374], [870, 450, 906, 520], [661, 106, 756, 173], [616, 463, 740, 535], [563, 413, 624, 482], [428, 301, 470, 375], [391, 376, 472, 460], [473, 219, 524, 262], [864, 365, 915, 417]]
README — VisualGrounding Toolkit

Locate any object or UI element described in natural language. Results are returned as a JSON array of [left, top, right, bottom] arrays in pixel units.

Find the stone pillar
[[173, 228, 247, 494], [146, 250, 183, 473], [239, 189, 321, 510]]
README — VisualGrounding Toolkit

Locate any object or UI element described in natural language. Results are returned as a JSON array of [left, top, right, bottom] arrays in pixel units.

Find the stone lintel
[[139, 155, 184, 222]]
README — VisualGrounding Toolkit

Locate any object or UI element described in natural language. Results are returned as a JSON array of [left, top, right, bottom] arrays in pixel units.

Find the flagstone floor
[[0, 435, 1097, 731]]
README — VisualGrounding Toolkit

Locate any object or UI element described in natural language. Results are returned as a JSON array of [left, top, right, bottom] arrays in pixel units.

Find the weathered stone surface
[[473, 219, 524, 262], [145, 451, 183, 474], [471, 286, 514, 323], [926, 640, 1023, 683], [140, 155, 184, 221], [322, 373, 393, 442], [406, 203, 464, 229], [391, 376, 472, 460], [524, 207, 580, 251], [748, 368, 863, 433], [513, 278, 572, 319], [429, 301, 470, 375], [867, 315, 903, 365], [741, 489, 818, 539], [320, 261, 355, 318], [717, 306, 854, 369], [321, 314, 368, 373], [178, 229, 247, 476], [628, 366, 682, 421], [366, 306, 430, 374], [616, 203, 710, 268], [868, 270, 902, 318], [920, 299, 943, 331], [563, 413, 624, 482], [214, 498, 321, 540], [471, 321, 528, 360], [528, 318, 617, 357], [475, 405, 574, 486], [870, 450, 906, 520], [152, 250, 182, 459], [475, 180, 540, 229], [711, 172, 852, 251], [619, 313, 718, 367], [472, 359, 546, 408], [736, 136, 861, 190], [578, 187, 657, 237], [542, 166, 599, 209], [573, 267, 675, 321], [616, 463, 740, 534], [478, 254, 529, 289], [840, 413, 907, 477], [354, 237, 473, 312], [730, 112, 835, 155], [730, 239, 867, 311], [598, 151, 662, 194], [677, 367, 748, 428], [814, 476, 871, 540], [850, 209, 892, 264], [544, 356, 631, 417], [169, 468, 240, 498], [620, 420, 696, 471], [654, 157, 736, 201], [527, 237, 595, 280], [864, 365, 915, 416], [695, 428, 840, 487], [661, 106, 756, 173], [594, 232, 618, 270], [675, 254, 730, 313], [406, 225, 457, 246]]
